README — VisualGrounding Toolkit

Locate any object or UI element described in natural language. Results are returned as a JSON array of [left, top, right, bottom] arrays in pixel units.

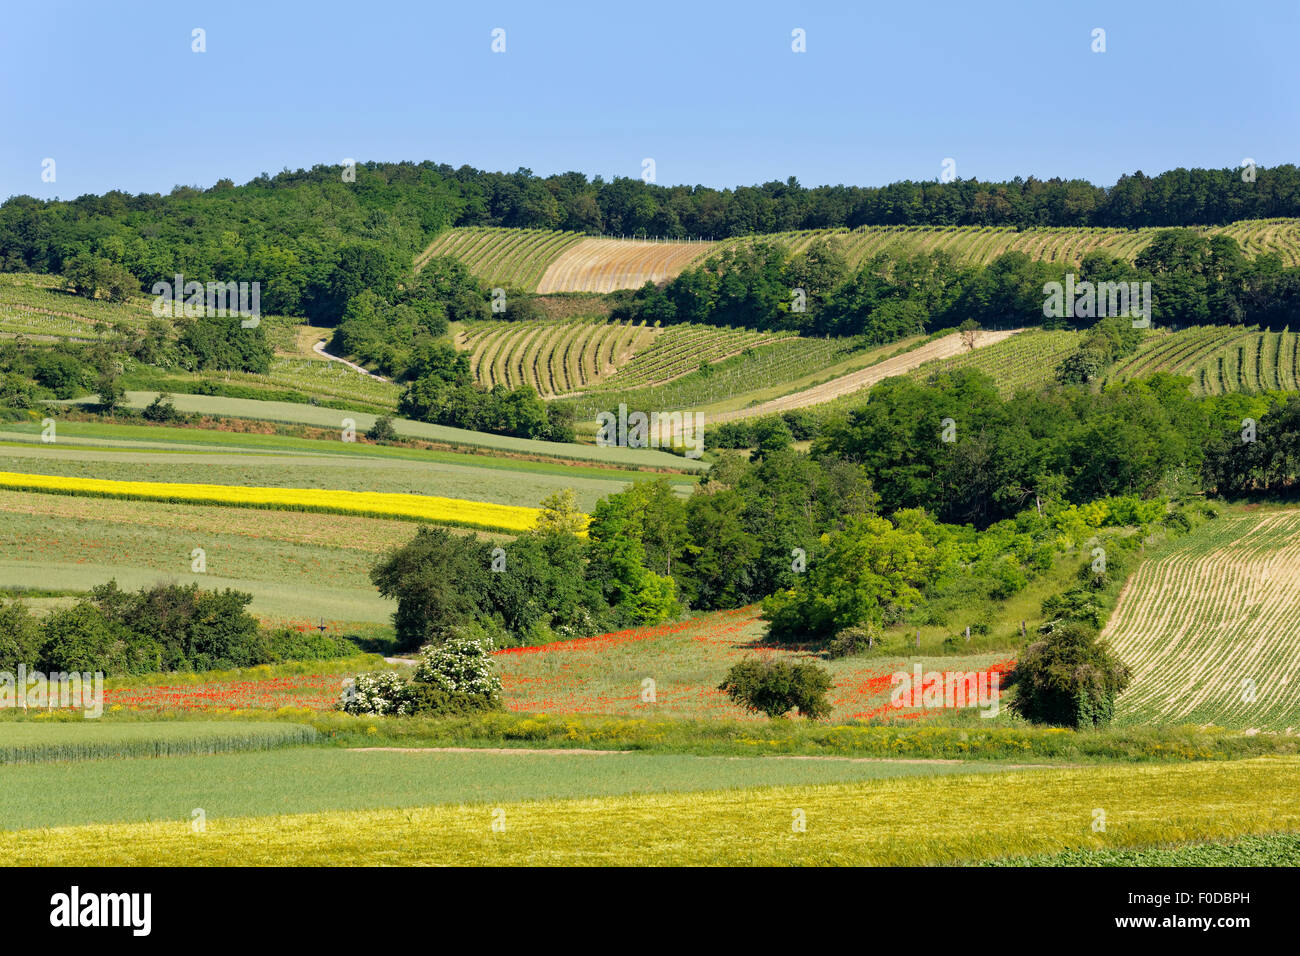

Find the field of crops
[[0, 470, 548, 533], [0, 722, 316, 765], [5, 755, 1296, 865], [415, 227, 586, 290], [455, 319, 803, 398], [1109, 326, 1300, 395], [456, 319, 658, 395], [1104, 510, 1300, 732], [536, 237, 715, 293], [0, 419, 692, 507], [570, 335, 866, 421], [0, 746, 1011, 832], [905, 329, 1083, 396], [56, 392, 706, 469]]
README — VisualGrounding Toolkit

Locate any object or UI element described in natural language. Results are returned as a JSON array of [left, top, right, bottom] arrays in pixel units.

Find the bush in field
[[366, 415, 398, 442], [718, 658, 833, 719], [142, 392, 183, 422], [411, 634, 503, 704], [264, 627, 360, 663], [1007, 622, 1131, 728], [827, 623, 881, 659], [339, 635, 503, 717], [341, 671, 414, 716]]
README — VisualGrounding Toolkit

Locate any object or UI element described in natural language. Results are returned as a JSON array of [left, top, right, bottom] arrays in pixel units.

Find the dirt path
[[707, 328, 1022, 424], [313, 340, 388, 381]]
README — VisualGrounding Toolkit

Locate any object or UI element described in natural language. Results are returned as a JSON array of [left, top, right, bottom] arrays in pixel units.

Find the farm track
[[708, 329, 1021, 423]]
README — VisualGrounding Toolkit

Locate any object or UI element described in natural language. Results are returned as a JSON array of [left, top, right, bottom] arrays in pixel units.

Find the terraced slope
[[1105, 510, 1300, 732], [536, 238, 715, 293]]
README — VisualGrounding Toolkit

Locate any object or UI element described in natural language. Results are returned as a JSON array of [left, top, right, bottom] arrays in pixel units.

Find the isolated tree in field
[[718, 658, 832, 719], [1007, 622, 1131, 728]]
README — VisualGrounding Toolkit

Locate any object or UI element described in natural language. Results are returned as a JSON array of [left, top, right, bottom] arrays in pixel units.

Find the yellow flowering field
[[0, 470, 545, 534]]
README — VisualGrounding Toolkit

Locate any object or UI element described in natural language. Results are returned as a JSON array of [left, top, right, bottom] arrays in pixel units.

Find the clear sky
[[3, 0, 1297, 200]]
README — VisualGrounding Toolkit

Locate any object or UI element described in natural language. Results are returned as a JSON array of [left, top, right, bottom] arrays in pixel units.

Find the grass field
[[5, 755, 1296, 865], [0, 489, 407, 624], [1104, 510, 1300, 732], [57, 392, 707, 469], [415, 227, 588, 289]]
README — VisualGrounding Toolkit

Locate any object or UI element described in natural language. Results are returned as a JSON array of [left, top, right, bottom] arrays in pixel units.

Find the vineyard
[[905, 329, 1083, 396], [1105, 510, 1300, 732], [1109, 326, 1300, 395], [454, 320, 796, 397], [714, 218, 1300, 270], [571, 336, 865, 420], [414, 227, 586, 290]]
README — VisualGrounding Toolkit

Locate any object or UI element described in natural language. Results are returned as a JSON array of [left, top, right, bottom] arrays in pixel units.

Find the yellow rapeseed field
[[8, 756, 1298, 866], [0, 470, 546, 534]]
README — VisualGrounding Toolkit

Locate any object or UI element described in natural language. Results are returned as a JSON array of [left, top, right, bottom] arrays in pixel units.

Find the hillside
[[416, 218, 1300, 296], [1109, 326, 1300, 395], [1104, 509, 1300, 732]]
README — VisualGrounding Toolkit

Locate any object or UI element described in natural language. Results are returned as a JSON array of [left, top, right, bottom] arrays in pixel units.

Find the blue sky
[[2, 0, 1296, 200]]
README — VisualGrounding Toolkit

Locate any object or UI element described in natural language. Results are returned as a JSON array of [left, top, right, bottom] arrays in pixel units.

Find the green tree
[[1008, 622, 1131, 727]]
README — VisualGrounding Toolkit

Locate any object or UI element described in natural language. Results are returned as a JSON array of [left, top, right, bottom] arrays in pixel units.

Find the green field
[[54, 392, 706, 469], [0, 722, 316, 765], [1110, 325, 1300, 395], [0, 746, 1017, 831], [904, 329, 1083, 396], [5, 755, 1296, 865], [984, 831, 1300, 866]]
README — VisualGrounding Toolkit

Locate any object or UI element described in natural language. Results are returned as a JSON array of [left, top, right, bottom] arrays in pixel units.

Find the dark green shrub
[[142, 392, 183, 422], [827, 624, 879, 659], [718, 658, 833, 719], [366, 415, 398, 442], [1007, 622, 1131, 728]]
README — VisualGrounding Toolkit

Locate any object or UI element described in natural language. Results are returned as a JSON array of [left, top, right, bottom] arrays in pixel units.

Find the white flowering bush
[[339, 671, 413, 716], [412, 635, 502, 700], [337, 635, 503, 718]]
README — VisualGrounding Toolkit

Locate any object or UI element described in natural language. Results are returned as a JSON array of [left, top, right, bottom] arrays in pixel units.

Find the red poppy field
[[494, 606, 1013, 723]]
